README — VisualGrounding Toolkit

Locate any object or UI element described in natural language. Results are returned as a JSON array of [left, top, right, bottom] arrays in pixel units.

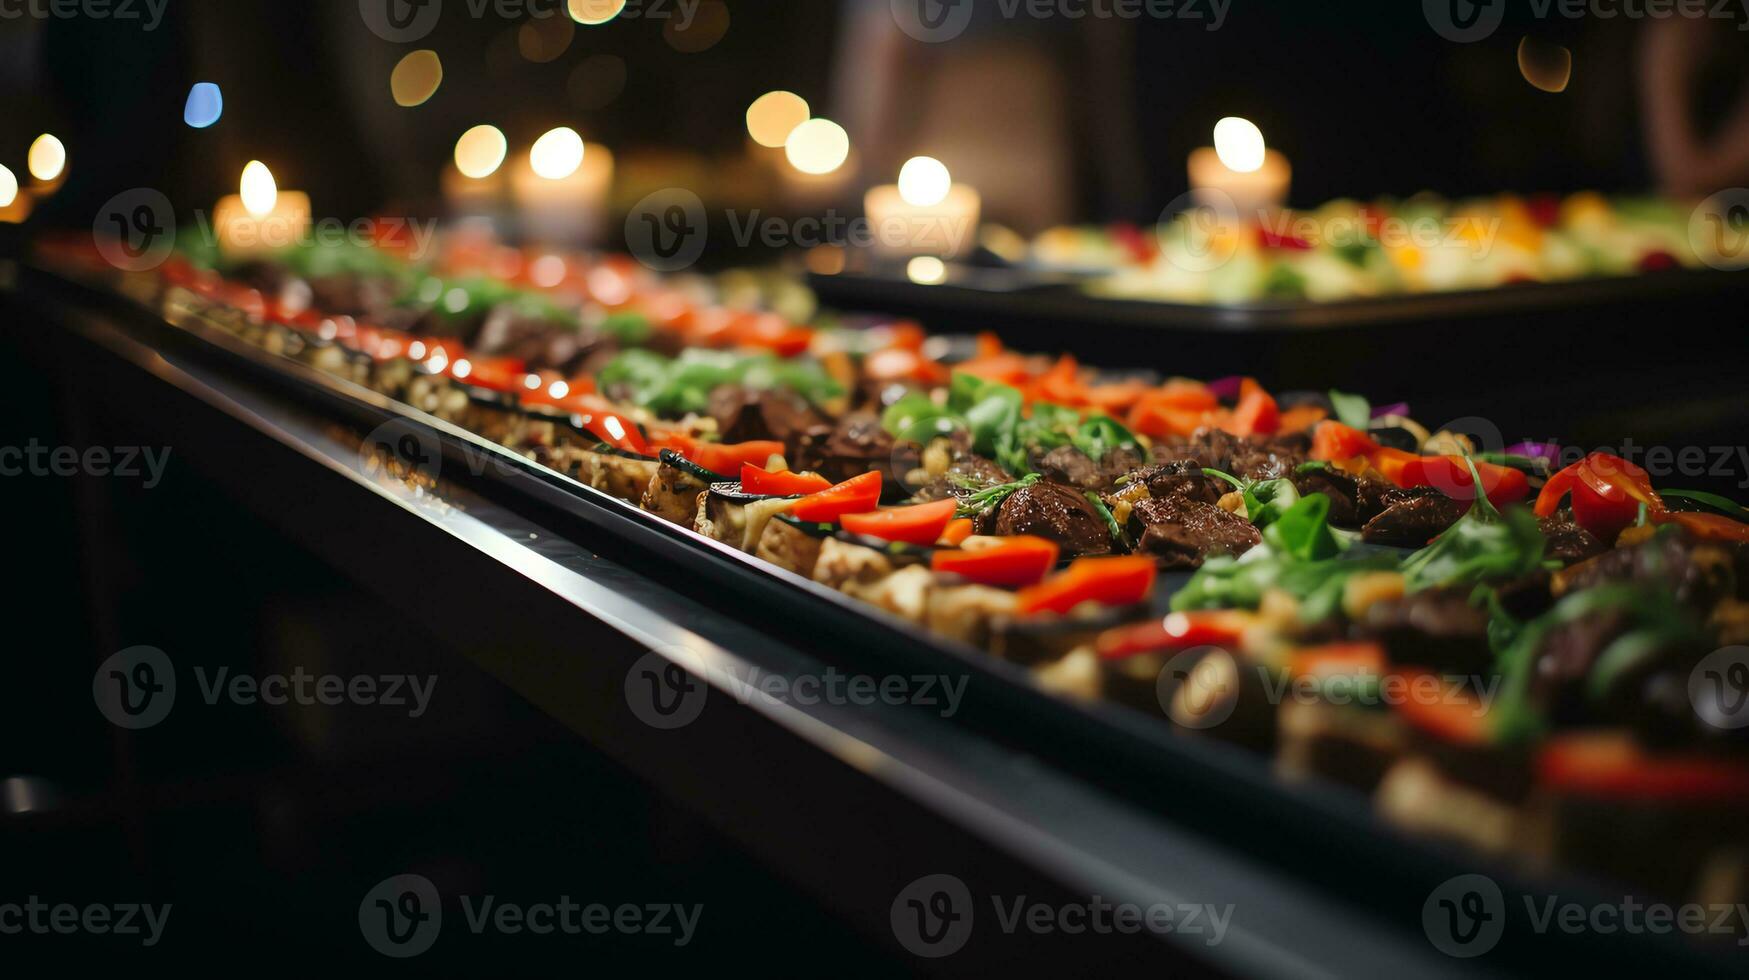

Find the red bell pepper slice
[[938, 518, 975, 547], [1289, 642, 1386, 681], [1535, 452, 1663, 542], [930, 536, 1060, 587], [1537, 732, 1749, 803], [787, 471, 883, 523], [840, 499, 958, 546], [1391, 669, 1494, 746], [678, 440, 784, 477], [1016, 556, 1158, 616], [1277, 404, 1329, 433], [577, 409, 649, 455], [1396, 455, 1530, 508], [1310, 421, 1380, 462], [1367, 447, 1421, 486], [740, 464, 832, 497], [1094, 609, 1253, 660], [1219, 378, 1280, 438]]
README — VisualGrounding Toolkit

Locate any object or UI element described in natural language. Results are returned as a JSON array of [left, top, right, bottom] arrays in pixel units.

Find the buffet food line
[[18, 214, 1749, 972]]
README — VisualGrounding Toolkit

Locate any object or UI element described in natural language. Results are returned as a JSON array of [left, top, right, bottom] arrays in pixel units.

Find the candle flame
[[784, 118, 849, 176], [240, 161, 278, 217], [746, 91, 810, 149], [28, 134, 66, 182], [1212, 117, 1266, 174], [0, 165, 16, 208], [530, 127, 585, 180], [898, 156, 951, 208], [455, 125, 508, 179]]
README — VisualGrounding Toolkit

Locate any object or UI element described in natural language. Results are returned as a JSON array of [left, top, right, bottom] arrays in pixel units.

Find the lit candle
[[27, 133, 67, 197], [443, 124, 509, 229], [213, 161, 311, 261], [0, 165, 30, 225], [509, 127, 614, 247], [779, 117, 854, 210], [862, 156, 982, 259], [1187, 117, 1291, 221]]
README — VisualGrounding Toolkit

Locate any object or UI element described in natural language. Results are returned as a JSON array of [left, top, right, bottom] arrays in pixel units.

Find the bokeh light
[[906, 256, 948, 285], [664, 0, 728, 52], [519, 15, 574, 62], [27, 134, 66, 182], [0, 165, 17, 208], [1212, 117, 1266, 173], [568, 55, 626, 110], [454, 125, 509, 179], [784, 118, 850, 175], [390, 49, 444, 107], [530, 127, 586, 180], [568, 0, 626, 24], [184, 82, 223, 128], [1518, 37, 1572, 93], [898, 156, 951, 207], [746, 91, 811, 149]]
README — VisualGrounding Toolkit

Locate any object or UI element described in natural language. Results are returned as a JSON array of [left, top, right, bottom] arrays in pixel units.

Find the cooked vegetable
[[930, 536, 1060, 587], [1016, 556, 1158, 615], [840, 499, 958, 546], [1400, 460, 1546, 592], [788, 471, 883, 522], [740, 463, 831, 497]]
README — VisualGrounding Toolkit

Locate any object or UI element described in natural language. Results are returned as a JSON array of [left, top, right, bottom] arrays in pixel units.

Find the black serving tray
[[22, 259, 1748, 976]]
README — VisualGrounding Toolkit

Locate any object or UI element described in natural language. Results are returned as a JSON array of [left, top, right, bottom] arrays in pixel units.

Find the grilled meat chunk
[[1035, 446, 1103, 490], [793, 413, 896, 487], [910, 452, 1012, 504], [1293, 466, 1394, 527], [1126, 495, 1261, 569], [1554, 529, 1741, 608], [1538, 515, 1606, 566], [1361, 586, 1492, 674], [640, 459, 711, 525], [708, 386, 826, 448], [993, 481, 1115, 557], [1126, 460, 1223, 506], [1361, 486, 1467, 547]]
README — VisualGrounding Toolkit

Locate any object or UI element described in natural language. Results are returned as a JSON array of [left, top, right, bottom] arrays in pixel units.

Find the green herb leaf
[[954, 472, 1040, 519], [1086, 491, 1126, 545], [1328, 389, 1371, 430], [1659, 488, 1749, 520], [1262, 493, 1344, 561]]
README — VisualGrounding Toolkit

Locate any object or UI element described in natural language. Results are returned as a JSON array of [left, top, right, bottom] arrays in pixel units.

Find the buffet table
[[9, 262, 1738, 977]]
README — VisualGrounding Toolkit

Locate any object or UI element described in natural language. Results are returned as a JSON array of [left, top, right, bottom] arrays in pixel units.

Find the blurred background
[[4, 0, 1746, 244]]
